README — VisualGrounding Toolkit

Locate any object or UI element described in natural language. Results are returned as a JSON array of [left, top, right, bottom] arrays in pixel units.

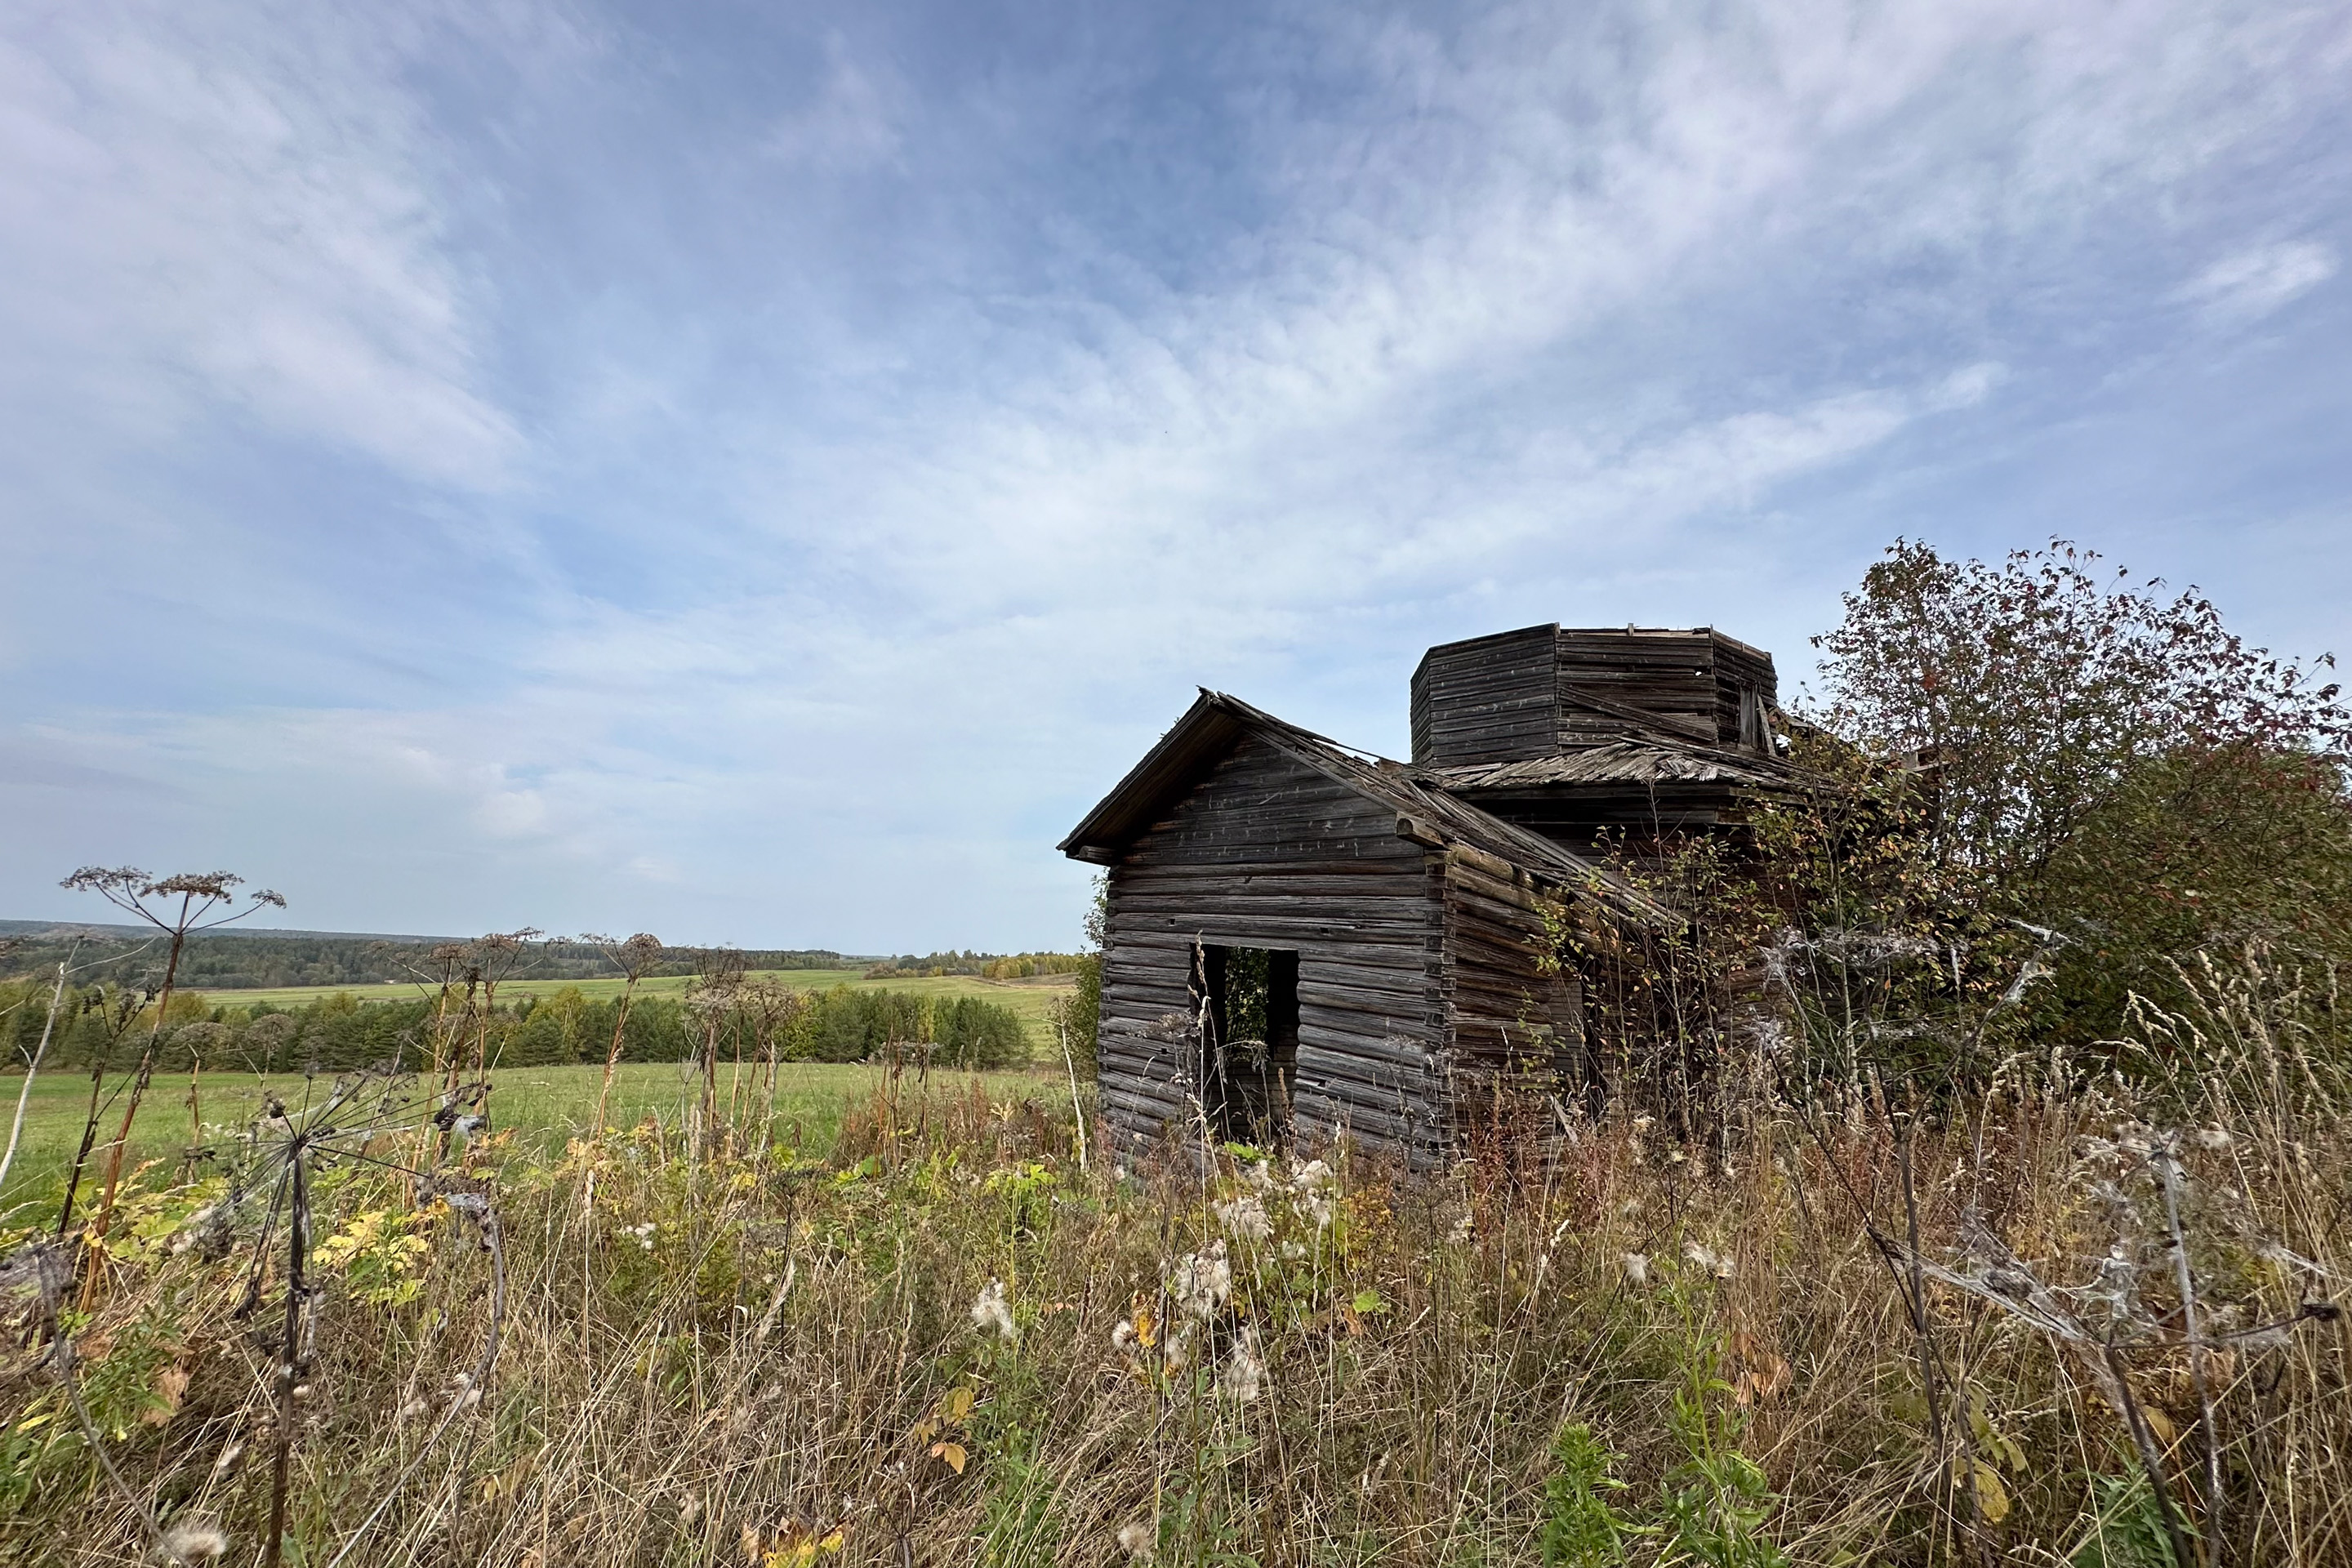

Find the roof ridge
[[1196, 694, 1671, 922], [1062, 690, 1670, 922]]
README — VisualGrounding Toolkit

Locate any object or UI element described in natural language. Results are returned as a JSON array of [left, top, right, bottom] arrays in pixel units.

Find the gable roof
[[1058, 690, 1671, 923]]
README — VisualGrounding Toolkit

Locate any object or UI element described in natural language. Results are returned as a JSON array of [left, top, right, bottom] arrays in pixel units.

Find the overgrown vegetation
[[7, 961, 2348, 1564], [6, 537, 2350, 1565], [1808, 538, 2352, 1049]]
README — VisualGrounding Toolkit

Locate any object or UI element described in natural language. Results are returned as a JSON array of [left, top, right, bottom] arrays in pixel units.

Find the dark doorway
[[1194, 944, 1299, 1147]]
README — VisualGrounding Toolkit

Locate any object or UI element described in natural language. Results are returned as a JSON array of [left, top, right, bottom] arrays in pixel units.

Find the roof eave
[[1056, 691, 1249, 862]]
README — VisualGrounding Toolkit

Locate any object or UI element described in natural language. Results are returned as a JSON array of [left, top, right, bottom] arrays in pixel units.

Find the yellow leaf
[[931, 1441, 968, 1475], [1967, 1459, 2011, 1524], [942, 1384, 975, 1423], [763, 1518, 828, 1568], [2140, 1405, 2178, 1446], [818, 1529, 845, 1552]]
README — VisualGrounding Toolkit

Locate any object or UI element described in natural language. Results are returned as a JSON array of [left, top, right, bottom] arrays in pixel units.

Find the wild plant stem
[[86, 904, 194, 1258], [56, 1055, 109, 1239], [265, 1151, 310, 1568], [2104, 1332, 2198, 1568], [1058, 1013, 1090, 1174], [0, 953, 74, 1199], [1897, 1120, 1949, 1465], [2160, 1143, 2225, 1564], [594, 968, 644, 1137], [184, 1043, 205, 1176]]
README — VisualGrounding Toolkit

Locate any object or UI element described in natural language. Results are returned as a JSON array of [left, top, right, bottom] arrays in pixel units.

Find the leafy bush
[[1543, 1422, 1635, 1566]]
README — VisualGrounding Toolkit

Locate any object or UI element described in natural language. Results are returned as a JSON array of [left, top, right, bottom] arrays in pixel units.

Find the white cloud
[[0, 0, 517, 488], [2179, 240, 2340, 326], [728, 0, 2332, 640], [763, 33, 906, 174]]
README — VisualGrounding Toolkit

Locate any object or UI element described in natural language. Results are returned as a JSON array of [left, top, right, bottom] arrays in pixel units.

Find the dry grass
[[6, 980, 2350, 1567]]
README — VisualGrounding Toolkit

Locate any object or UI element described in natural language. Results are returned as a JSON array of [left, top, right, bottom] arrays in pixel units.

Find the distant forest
[[0, 923, 854, 992], [0, 979, 1034, 1074], [861, 950, 1086, 979]]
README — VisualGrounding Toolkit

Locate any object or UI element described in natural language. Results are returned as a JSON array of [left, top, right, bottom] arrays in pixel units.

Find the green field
[[0, 1059, 1072, 1218], [185, 968, 1079, 1038]]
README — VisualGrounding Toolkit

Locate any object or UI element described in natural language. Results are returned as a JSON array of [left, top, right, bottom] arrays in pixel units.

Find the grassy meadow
[[0, 1061, 1068, 1215]]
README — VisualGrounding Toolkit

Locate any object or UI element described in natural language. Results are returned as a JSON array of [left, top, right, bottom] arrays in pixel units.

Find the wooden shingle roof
[[1414, 740, 1816, 793]]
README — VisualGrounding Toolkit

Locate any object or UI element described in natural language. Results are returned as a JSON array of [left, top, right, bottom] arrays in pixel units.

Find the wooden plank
[[1410, 624, 1559, 766], [1094, 730, 1447, 1160]]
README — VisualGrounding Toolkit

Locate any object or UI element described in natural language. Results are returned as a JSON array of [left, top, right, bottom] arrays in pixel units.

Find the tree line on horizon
[[0, 930, 859, 994], [0, 980, 1035, 1079]]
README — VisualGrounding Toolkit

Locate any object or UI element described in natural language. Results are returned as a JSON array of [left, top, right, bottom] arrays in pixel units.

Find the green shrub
[[1542, 1422, 1635, 1566]]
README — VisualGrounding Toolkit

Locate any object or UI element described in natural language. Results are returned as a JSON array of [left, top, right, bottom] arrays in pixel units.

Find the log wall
[[1556, 629, 1735, 748], [1437, 844, 1581, 1123], [1097, 735, 1449, 1162], [1409, 625, 1559, 768], [1412, 626, 1783, 764]]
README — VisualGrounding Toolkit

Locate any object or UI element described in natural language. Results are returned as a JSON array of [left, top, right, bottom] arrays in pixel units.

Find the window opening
[[1192, 943, 1299, 1147]]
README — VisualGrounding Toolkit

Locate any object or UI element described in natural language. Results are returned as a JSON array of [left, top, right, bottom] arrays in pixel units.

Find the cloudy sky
[[3, 0, 2348, 951]]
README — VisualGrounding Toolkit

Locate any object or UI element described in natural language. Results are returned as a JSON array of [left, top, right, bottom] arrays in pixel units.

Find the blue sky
[[3, 0, 2349, 951]]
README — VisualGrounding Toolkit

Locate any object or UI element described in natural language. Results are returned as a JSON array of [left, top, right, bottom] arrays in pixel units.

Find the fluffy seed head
[[1169, 1245, 1232, 1321], [1214, 1194, 1272, 1241], [971, 1279, 1016, 1339], [1682, 1241, 1734, 1280], [1218, 1330, 1267, 1403], [159, 1521, 229, 1563]]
